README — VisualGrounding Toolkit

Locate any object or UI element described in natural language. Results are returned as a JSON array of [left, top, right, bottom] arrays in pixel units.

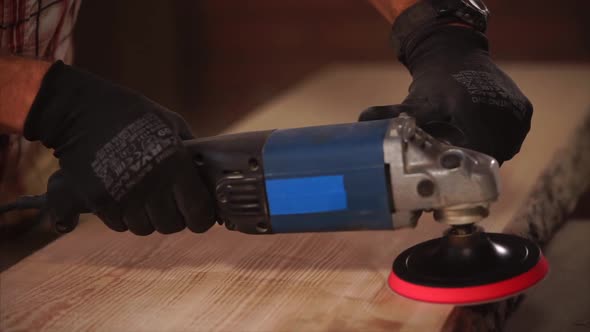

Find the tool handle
[[183, 130, 274, 234], [0, 131, 274, 235]]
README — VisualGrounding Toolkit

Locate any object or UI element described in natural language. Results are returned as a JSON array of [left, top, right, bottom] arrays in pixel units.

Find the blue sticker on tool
[[266, 175, 347, 215]]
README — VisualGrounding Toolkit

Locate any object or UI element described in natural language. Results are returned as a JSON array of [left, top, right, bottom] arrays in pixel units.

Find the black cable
[[0, 194, 47, 214]]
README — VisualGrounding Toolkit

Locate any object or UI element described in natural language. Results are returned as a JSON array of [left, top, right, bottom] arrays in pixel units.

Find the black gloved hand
[[360, 25, 533, 164], [25, 61, 214, 235]]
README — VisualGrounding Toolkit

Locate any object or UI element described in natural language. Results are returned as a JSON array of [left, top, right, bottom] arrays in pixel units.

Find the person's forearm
[[367, 0, 418, 24], [0, 55, 52, 134]]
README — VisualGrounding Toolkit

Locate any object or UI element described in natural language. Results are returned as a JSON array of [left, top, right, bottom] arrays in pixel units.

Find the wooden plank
[[1, 63, 589, 331]]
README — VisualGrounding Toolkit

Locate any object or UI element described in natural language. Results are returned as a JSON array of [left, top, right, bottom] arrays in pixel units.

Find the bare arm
[[367, 0, 418, 24], [0, 55, 52, 134]]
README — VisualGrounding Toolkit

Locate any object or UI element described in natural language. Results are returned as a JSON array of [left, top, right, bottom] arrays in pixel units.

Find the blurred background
[[72, 0, 590, 136]]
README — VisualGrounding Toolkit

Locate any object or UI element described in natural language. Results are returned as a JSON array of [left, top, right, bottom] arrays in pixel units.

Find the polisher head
[[389, 226, 549, 305]]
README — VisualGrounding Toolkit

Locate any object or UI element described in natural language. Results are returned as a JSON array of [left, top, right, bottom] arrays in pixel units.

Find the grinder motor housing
[[184, 115, 501, 234]]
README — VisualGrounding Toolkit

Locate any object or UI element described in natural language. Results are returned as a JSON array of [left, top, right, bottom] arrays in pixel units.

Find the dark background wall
[[73, 0, 590, 136]]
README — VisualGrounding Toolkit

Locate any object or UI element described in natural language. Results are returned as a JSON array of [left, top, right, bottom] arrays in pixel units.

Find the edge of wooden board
[[442, 108, 590, 332]]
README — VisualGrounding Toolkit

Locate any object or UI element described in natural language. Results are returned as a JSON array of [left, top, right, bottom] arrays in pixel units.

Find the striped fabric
[[0, 0, 80, 231], [0, 0, 80, 60]]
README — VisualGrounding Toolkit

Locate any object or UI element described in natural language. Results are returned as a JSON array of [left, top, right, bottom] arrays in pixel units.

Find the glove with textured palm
[[25, 61, 214, 235], [360, 25, 533, 164]]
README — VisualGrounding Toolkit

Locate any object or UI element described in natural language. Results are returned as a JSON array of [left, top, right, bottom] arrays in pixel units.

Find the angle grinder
[[0, 114, 548, 305]]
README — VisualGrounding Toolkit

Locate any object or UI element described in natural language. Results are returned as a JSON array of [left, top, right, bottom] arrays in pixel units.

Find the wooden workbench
[[1, 63, 589, 331]]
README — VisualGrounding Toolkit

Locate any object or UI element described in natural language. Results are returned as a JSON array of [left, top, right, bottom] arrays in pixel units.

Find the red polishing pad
[[389, 254, 548, 305], [388, 231, 549, 305]]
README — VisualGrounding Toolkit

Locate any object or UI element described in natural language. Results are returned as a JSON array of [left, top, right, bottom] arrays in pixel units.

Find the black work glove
[[360, 25, 533, 164], [25, 61, 214, 235]]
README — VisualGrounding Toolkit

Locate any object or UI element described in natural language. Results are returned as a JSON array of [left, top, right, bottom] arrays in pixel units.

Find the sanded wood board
[[1, 63, 589, 331]]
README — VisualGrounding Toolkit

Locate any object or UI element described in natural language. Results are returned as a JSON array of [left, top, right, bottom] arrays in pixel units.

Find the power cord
[[0, 194, 46, 214]]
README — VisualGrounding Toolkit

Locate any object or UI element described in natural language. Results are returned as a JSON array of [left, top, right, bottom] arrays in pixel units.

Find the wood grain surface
[[1, 63, 589, 332]]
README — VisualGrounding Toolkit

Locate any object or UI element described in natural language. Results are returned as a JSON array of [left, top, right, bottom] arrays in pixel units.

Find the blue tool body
[[262, 120, 393, 232]]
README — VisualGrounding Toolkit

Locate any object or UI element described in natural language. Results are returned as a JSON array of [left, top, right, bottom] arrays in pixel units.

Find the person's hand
[[359, 25, 533, 164], [366, 0, 418, 24], [25, 61, 214, 235]]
